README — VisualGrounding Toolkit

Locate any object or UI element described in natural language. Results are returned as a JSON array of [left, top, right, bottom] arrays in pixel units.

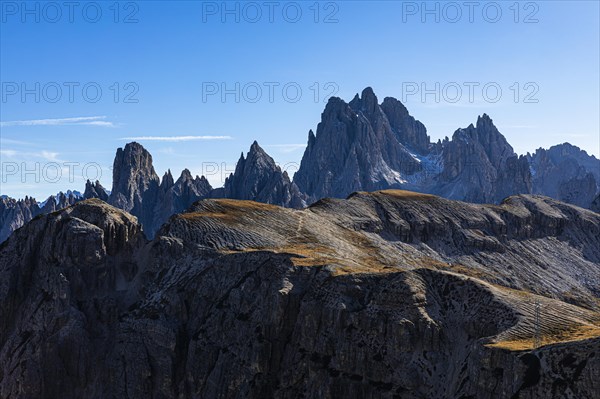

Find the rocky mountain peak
[[109, 142, 160, 212], [161, 170, 175, 189], [307, 129, 316, 144], [179, 168, 193, 181], [380, 95, 430, 154], [476, 112, 493, 127], [246, 140, 276, 169], [108, 142, 160, 237], [2, 90, 599, 249], [172, 168, 211, 197], [84, 179, 109, 202], [149, 167, 213, 237], [1, 87, 598, 256], [195, 175, 210, 186], [114, 142, 155, 176], [294, 87, 427, 201], [295, 88, 538, 205], [224, 142, 305, 208], [0, 196, 41, 243], [475, 114, 513, 156], [321, 95, 349, 118], [349, 86, 379, 115], [439, 115, 530, 203], [527, 143, 600, 208], [249, 139, 262, 152], [40, 191, 80, 214]]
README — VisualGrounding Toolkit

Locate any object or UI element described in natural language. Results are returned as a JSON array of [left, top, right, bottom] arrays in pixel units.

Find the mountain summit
[[294, 87, 427, 202], [1, 87, 598, 243], [223, 141, 306, 208], [294, 88, 597, 205]]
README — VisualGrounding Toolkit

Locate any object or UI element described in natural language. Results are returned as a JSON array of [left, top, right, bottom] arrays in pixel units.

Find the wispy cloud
[[156, 147, 176, 155], [0, 150, 17, 157], [0, 149, 63, 162], [264, 144, 307, 153], [0, 116, 115, 128], [40, 151, 60, 161], [119, 135, 233, 142], [0, 138, 34, 145]]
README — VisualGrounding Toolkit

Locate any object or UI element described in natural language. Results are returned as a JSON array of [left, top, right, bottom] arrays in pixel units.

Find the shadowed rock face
[[380, 95, 430, 155], [0, 196, 40, 243], [592, 194, 600, 213], [293, 88, 597, 207], [106, 142, 214, 237], [527, 143, 600, 209], [294, 88, 426, 203], [109, 141, 161, 232], [223, 141, 306, 209], [1, 193, 599, 398], [437, 114, 532, 203], [84, 180, 109, 202], [0, 192, 82, 243], [150, 169, 213, 236], [2, 89, 598, 244]]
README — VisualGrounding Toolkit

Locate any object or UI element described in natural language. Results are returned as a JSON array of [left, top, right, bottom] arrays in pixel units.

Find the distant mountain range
[[295, 87, 599, 207], [1, 87, 600, 397], [1, 87, 599, 242]]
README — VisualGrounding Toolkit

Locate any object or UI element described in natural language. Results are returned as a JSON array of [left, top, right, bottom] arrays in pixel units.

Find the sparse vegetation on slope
[[1, 192, 599, 398]]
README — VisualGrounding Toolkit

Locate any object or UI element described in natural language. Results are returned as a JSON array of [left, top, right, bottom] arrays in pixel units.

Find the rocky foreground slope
[[1, 192, 599, 398]]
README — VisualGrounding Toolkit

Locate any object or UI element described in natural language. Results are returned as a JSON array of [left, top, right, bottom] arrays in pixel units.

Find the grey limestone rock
[[1, 193, 599, 398]]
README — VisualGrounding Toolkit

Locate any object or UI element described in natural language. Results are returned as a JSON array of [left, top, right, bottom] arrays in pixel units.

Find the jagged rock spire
[[84, 180, 109, 202], [224, 141, 306, 208]]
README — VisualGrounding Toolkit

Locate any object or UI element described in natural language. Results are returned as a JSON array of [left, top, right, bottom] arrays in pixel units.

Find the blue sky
[[1, 0, 599, 199]]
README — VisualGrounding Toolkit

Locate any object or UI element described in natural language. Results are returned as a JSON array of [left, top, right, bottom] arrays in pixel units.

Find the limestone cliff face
[[437, 114, 532, 203], [84, 179, 109, 202], [294, 88, 425, 203], [0, 196, 40, 243], [1, 193, 599, 398], [223, 141, 306, 208], [2, 89, 599, 244], [380, 95, 430, 154], [592, 193, 600, 213], [293, 88, 597, 207], [528, 143, 600, 208], [107, 142, 214, 237], [0, 192, 82, 243], [150, 169, 213, 236], [109, 141, 161, 232]]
